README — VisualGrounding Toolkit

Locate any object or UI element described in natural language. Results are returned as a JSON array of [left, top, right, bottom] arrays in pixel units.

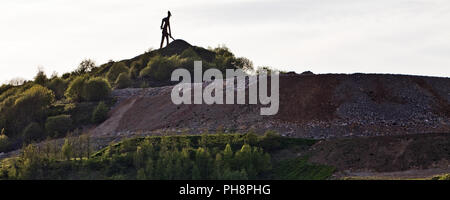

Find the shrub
[[47, 77, 67, 99], [82, 77, 111, 101], [180, 48, 200, 59], [106, 62, 129, 82], [139, 55, 184, 81], [0, 129, 9, 152], [22, 122, 44, 143], [259, 131, 282, 152], [115, 72, 132, 89], [14, 85, 54, 110], [65, 76, 86, 101], [130, 60, 144, 79], [91, 101, 109, 123], [12, 85, 55, 130], [45, 115, 72, 138]]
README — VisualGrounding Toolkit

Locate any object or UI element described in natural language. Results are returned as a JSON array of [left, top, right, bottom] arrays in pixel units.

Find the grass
[[273, 157, 335, 180]]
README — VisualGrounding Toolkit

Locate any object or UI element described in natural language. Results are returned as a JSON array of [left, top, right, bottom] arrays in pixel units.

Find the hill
[[0, 39, 449, 179]]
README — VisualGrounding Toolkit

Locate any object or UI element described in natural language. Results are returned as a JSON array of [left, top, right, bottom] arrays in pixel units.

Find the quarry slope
[[91, 73, 450, 139]]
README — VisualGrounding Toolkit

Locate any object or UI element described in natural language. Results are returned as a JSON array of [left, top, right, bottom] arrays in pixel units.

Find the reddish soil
[[308, 133, 450, 172], [91, 73, 450, 138], [276, 74, 342, 123]]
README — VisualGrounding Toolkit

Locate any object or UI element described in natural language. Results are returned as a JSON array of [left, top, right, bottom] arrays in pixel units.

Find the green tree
[[12, 85, 55, 132], [21, 122, 43, 143], [47, 77, 67, 99], [130, 60, 144, 79], [223, 144, 233, 169], [115, 72, 132, 89], [106, 62, 129, 82], [65, 76, 86, 101], [34, 68, 48, 86], [91, 101, 109, 123], [0, 129, 9, 152], [45, 115, 72, 138], [144, 159, 154, 179], [82, 77, 111, 101], [61, 138, 73, 160], [191, 165, 201, 180], [75, 59, 96, 75]]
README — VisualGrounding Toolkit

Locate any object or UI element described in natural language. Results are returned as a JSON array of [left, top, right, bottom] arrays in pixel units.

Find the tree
[[144, 159, 154, 179], [195, 147, 213, 179], [45, 115, 72, 138], [61, 138, 73, 160], [65, 76, 86, 101], [130, 60, 144, 79], [75, 59, 96, 75], [82, 77, 111, 101], [0, 129, 9, 152], [134, 146, 145, 169], [12, 85, 55, 132], [192, 165, 201, 180], [235, 57, 254, 72], [115, 72, 132, 89], [91, 101, 109, 123], [223, 144, 233, 169], [47, 77, 67, 99], [21, 122, 43, 143], [34, 67, 48, 86], [106, 62, 129, 82]]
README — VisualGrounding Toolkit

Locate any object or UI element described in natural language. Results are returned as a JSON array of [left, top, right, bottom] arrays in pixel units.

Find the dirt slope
[[91, 73, 450, 138], [309, 133, 450, 173]]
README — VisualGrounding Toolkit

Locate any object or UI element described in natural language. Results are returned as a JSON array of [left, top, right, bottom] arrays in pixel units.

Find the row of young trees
[[131, 141, 271, 180], [0, 132, 277, 180], [1, 134, 93, 179]]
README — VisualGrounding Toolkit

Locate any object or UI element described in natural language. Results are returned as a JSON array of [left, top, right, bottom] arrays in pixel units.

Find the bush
[[0, 129, 9, 152], [130, 60, 144, 79], [12, 85, 55, 131], [47, 78, 67, 99], [14, 85, 55, 111], [139, 55, 184, 81], [65, 77, 111, 102], [45, 115, 72, 138], [82, 77, 111, 101], [115, 72, 132, 89], [180, 48, 200, 59], [22, 122, 44, 143], [92, 101, 109, 123], [65, 76, 86, 101], [106, 62, 129, 82]]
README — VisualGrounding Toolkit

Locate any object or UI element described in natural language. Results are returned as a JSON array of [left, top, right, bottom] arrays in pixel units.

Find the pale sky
[[1, 0, 450, 83]]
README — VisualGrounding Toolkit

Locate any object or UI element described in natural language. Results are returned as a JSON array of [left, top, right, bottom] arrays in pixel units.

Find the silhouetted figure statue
[[160, 11, 172, 49]]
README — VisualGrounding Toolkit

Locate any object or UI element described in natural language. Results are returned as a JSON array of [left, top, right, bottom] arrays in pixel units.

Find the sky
[[1, 0, 450, 83]]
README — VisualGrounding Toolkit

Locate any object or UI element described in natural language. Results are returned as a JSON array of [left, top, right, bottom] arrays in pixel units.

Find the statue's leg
[[160, 34, 165, 49]]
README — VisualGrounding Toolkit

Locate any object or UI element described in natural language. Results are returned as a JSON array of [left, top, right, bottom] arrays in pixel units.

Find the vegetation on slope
[[0, 131, 334, 180], [0, 42, 254, 154]]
